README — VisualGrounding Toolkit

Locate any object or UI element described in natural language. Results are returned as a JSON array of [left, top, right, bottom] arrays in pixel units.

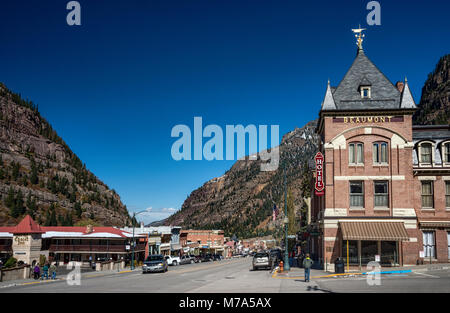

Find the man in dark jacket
[[302, 254, 314, 282]]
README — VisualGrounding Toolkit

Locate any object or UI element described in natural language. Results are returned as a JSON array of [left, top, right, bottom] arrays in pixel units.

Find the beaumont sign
[[332, 115, 404, 124], [315, 152, 324, 196]]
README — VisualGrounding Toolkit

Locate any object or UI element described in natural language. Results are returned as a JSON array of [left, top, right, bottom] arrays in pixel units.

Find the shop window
[[374, 181, 389, 208], [448, 232, 450, 260], [350, 181, 364, 208], [349, 143, 364, 165], [421, 181, 434, 209], [373, 142, 388, 164], [423, 231, 435, 258], [341, 240, 358, 264], [381, 241, 398, 265], [361, 241, 378, 263]]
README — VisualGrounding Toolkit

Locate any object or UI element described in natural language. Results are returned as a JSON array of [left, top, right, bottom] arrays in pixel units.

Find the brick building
[[180, 230, 224, 255], [0, 215, 146, 266], [309, 34, 450, 271]]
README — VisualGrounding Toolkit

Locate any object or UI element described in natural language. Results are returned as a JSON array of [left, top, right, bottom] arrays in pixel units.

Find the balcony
[[49, 243, 145, 253], [0, 245, 12, 252]]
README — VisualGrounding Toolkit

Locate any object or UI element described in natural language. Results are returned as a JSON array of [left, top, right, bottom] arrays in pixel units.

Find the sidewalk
[[0, 266, 141, 289], [272, 263, 450, 280]]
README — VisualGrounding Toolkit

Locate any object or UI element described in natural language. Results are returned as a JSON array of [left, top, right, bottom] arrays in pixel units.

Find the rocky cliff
[[414, 54, 450, 125], [0, 83, 131, 226], [163, 121, 320, 239]]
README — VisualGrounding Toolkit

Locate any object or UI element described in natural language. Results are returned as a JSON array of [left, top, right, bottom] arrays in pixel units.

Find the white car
[[164, 255, 181, 266]]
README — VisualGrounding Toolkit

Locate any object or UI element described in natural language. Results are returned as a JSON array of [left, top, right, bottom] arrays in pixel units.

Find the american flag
[[272, 204, 279, 221]]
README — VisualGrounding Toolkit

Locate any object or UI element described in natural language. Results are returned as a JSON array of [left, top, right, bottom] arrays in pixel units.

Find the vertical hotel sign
[[315, 152, 325, 196]]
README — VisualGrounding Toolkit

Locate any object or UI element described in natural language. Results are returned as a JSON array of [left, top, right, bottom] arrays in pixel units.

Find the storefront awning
[[340, 222, 409, 241], [420, 222, 450, 229], [171, 244, 182, 251]]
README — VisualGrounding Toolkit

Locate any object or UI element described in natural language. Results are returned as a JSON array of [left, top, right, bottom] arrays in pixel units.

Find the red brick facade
[[309, 47, 450, 271]]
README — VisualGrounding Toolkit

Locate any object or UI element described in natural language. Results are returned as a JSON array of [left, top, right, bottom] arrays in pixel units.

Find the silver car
[[142, 255, 168, 273], [252, 252, 270, 270]]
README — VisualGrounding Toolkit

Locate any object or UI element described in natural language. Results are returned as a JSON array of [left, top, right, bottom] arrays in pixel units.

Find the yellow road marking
[[271, 269, 364, 280]]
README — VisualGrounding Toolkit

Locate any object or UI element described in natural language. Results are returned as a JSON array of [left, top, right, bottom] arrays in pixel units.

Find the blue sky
[[0, 0, 449, 224]]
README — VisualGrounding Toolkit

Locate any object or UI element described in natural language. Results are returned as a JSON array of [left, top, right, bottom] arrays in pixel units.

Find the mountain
[[0, 83, 131, 227], [413, 54, 450, 125], [163, 121, 320, 239]]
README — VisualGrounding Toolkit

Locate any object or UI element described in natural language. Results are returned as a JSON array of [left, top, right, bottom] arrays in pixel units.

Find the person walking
[[41, 263, 49, 280], [49, 263, 57, 280], [33, 265, 40, 280], [302, 253, 314, 283]]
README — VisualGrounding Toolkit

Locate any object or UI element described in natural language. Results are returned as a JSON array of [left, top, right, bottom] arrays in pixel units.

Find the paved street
[[0, 257, 322, 293], [1, 257, 449, 293]]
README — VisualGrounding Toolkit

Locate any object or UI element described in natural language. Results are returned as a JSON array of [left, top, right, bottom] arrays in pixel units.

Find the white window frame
[[373, 142, 389, 165], [423, 231, 435, 259], [349, 142, 364, 166], [421, 180, 434, 209], [442, 141, 450, 165], [374, 181, 389, 208], [349, 181, 365, 209], [360, 86, 371, 99], [418, 141, 435, 166]]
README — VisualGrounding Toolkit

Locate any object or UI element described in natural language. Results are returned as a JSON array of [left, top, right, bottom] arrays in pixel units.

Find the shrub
[[4, 257, 17, 268]]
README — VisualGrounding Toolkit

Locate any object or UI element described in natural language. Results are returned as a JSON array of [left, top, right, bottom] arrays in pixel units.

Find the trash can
[[335, 258, 345, 274]]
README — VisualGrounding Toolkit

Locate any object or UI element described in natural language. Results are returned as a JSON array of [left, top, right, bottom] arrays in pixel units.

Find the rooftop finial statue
[[352, 25, 366, 50]]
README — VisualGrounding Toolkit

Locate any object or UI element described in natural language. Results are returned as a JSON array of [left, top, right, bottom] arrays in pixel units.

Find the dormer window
[[419, 142, 434, 164], [443, 142, 450, 164], [361, 86, 371, 99]]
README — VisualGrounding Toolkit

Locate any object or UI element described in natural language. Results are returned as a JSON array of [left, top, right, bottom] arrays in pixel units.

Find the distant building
[[121, 225, 182, 257], [180, 230, 224, 255]]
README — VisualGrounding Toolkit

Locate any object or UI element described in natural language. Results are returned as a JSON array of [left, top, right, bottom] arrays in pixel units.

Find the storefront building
[[180, 230, 225, 255], [310, 34, 450, 271], [0, 215, 146, 266]]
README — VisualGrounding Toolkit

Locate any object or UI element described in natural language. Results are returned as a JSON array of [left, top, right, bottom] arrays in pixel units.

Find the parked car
[[198, 254, 212, 262], [180, 255, 194, 265], [164, 255, 181, 266], [252, 252, 271, 271], [142, 255, 168, 273]]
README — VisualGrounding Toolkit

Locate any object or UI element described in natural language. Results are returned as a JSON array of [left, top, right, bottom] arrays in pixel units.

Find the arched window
[[418, 141, 434, 165], [442, 141, 450, 164]]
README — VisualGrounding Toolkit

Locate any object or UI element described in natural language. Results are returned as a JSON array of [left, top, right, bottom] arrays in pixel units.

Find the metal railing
[[49, 244, 145, 253]]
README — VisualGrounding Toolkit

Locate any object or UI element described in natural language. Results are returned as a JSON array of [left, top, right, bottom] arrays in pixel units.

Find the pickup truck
[[164, 255, 181, 266]]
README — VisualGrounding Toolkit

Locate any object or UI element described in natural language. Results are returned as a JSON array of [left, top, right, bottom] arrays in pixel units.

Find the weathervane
[[352, 25, 366, 50]]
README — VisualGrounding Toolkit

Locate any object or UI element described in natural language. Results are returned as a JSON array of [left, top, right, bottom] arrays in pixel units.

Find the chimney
[[86, 224, 93, 234], [396, 81, 405, 93]]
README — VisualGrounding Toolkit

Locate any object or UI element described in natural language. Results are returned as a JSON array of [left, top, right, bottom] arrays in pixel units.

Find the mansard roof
[[321, 48, 417, 112]]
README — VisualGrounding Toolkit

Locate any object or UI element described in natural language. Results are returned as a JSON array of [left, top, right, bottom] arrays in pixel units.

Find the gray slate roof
[[321, 48, 417, 111]]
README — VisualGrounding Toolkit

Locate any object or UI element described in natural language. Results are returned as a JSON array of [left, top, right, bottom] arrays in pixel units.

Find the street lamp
[[283, 164, 290, 271], [131, 209, 150, 270]]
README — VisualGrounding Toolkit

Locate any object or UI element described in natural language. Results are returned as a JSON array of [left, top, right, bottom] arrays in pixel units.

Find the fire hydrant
[[279, 261, 284, 273]]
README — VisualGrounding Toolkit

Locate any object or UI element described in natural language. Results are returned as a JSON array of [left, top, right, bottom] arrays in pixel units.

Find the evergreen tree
[[5, 187, 17, 217], [74, 201, 82, 218], [30, 159, 39, 185], [15, 189, 26, 216]]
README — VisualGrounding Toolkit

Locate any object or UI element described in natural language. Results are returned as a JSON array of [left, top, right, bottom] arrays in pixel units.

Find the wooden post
[[347, 240, 349, 272]]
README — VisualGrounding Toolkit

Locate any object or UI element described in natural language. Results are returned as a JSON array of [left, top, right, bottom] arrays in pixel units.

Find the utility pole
[[284, 164, 290, 271]]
